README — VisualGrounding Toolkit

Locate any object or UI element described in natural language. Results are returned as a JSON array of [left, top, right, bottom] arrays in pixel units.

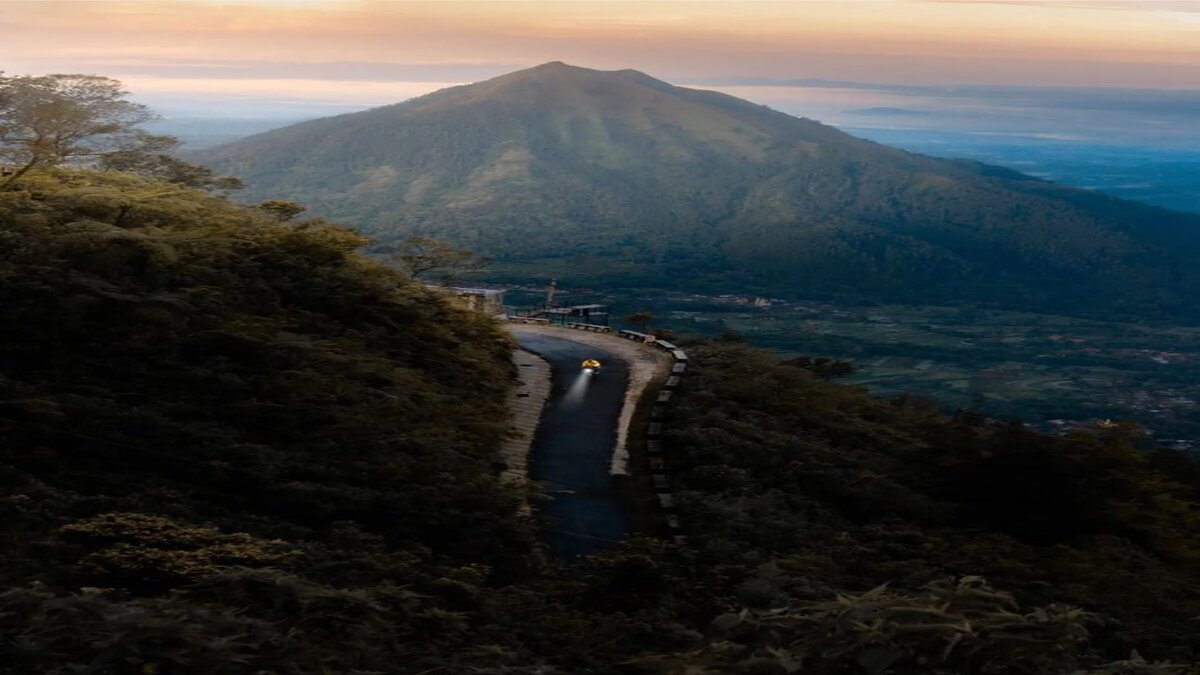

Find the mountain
[[196, 62, 1200, 317]]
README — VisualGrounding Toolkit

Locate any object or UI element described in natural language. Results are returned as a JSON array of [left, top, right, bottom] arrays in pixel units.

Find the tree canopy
[[0, 73, 238, 190], [377, 234, 489, 283]]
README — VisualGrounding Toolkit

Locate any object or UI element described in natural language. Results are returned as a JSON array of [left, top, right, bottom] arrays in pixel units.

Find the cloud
[[915, 0, 1200, 11], [44, 58, 520, 83], [4, 0, 1200, 92]]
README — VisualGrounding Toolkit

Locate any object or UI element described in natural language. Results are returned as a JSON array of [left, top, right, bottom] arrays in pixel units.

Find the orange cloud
[[1, 0, 1198, 96]]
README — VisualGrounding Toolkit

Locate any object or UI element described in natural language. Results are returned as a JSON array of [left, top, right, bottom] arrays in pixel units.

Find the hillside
[[2, 170, 1199, 671], [651, 340, 1200, 670], [0, 170, 535, 670], [196, 62, 1200, 318]]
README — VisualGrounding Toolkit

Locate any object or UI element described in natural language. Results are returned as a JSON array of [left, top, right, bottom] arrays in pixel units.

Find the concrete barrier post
[[643, 343, 687, 544]]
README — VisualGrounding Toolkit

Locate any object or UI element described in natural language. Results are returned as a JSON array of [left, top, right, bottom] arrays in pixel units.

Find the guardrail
[[505, 316, 611, 333], [564, 322, 612, 333], [618, 330, 688, 545]]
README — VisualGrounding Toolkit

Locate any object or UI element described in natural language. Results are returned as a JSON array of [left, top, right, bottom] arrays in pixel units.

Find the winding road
[[516, 332, 630, 558]]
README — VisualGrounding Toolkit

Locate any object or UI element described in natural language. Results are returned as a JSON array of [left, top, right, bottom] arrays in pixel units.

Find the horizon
[[5, 1, 1199, 150], [130, 59, 1200, 155], [5, 1, 1200, 102]]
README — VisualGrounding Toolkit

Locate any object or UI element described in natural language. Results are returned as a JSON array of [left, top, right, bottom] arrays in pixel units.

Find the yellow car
[[581, 359, 602, 372]]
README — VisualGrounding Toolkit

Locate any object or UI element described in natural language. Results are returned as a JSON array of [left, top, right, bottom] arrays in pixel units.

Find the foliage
[[0, 169, 535, 672], [59, 513, 297, 593], [0, 74, 160, 183], [257, 198, 307, 221], [625, 311, 655, 332], [634, 577, 1093, 674], [783, 355, 856, 379], [375, 234, 489, 282], [0, 73, 237, 190], [98, 149, 244, 192], [647, 340, 1200, 670]]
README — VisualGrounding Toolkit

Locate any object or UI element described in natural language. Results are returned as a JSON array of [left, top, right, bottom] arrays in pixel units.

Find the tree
[[0, 73, 232, 190], [377, 236, 488, 283], [783, 356, 855, 379], [99, 150, 243, 193], [624, 311, 654, 333], [257, 200, 307, 222]]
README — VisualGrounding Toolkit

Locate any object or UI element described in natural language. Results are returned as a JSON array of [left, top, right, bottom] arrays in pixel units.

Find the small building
[[542, 303, 610, 326], [0, 165, 19, 178], [441, 287, 506, 314]]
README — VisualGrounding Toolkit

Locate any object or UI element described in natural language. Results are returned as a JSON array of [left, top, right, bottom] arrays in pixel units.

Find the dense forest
[[2, 170, 1199, 673], [655, 339, 1200, 672], [0, 170, 531, 671]]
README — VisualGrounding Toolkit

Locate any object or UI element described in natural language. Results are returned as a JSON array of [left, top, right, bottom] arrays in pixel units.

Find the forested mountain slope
[[651, 340, 1200, 671], [1, 171, 1197, 673], [0, 170, 533, 670], [197, 62, 1200, 318]]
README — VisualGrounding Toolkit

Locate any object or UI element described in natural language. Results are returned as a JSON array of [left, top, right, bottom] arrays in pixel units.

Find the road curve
[[515, 332, 630, 559]]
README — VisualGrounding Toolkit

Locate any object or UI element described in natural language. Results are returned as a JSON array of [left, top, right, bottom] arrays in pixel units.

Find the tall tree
[[624, 311, 654, 333], [257, 200, 308, 222], [0, 73, 221, 189], [377, 236, 488, 284], [98, 150, 244, 193]]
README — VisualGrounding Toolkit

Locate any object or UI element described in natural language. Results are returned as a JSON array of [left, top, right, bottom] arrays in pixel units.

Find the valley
[[504, 286, 1200, 444], [850, 128, 1200, 215], [185, 59, 1200, 448]]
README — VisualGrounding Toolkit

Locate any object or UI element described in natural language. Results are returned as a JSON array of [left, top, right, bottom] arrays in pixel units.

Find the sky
[[3, 0, 1200, 111]]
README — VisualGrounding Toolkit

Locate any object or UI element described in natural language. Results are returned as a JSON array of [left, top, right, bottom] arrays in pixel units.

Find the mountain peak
[[413, 61, 689, 114], [529, 60, 576, 70], [197, 63, 1200, 319], [495, 61, 666, 87], [521, 61, 642, 75]]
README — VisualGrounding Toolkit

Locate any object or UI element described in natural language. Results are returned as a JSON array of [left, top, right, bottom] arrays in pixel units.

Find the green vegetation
[[626, 294, 1200, 441], [1, 72, 240, 191], [625, 310, 655, 333], [373, 234, 490, 282], [0, 73, 163, 186], [0, 170, 531, 672], [647, 339, 1200, 671], [2, 169, 1198, 672], [196, 62, 1200, 320]]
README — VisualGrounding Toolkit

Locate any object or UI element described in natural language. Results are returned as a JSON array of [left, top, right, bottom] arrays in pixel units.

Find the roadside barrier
[[564, 322, 613, 333], [620, 331, 688, 545], [504, 316, 612, 333]]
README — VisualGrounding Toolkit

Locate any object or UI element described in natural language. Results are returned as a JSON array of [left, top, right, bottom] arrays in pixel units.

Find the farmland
[[504, 286, 1200, 447]]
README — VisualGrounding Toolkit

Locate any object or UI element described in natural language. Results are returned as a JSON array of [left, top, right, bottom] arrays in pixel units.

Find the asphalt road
[[516, 332, 630, 559]]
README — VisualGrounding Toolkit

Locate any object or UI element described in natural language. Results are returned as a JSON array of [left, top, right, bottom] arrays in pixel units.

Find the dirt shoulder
[[501, 347, 552, 486]]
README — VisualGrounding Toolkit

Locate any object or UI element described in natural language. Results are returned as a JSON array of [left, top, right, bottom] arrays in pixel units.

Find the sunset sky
[[3, 0, 1199, 114]]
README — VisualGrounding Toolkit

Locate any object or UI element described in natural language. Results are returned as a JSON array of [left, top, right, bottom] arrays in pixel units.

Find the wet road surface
[[516, 332, 629, 559]]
